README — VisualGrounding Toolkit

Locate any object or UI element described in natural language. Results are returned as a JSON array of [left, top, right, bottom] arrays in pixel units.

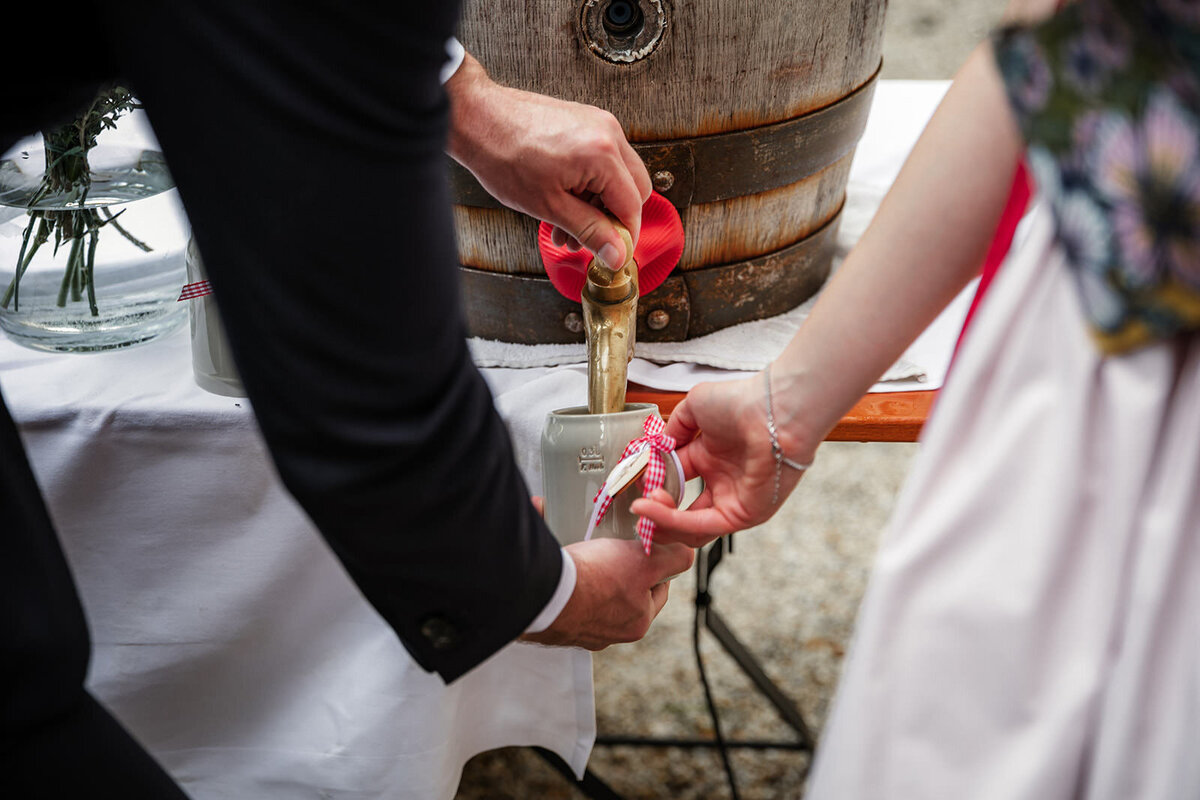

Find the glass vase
[[0, 138, 188, 352]]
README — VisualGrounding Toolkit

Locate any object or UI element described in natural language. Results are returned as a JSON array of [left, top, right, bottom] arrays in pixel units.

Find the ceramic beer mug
[[540, 402, 682, 545], [184, 237, 245, 397]]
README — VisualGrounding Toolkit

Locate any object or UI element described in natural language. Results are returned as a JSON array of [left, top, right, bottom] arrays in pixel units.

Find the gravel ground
[[456, 2, 1005, 798]]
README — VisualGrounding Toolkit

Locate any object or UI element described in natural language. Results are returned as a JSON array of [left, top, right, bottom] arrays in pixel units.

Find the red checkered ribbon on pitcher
[[177, 281, 213, 301], [586, 414, 681, 555]]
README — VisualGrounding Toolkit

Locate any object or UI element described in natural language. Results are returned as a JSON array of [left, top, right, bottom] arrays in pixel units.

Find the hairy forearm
[[441, 49, 650, 266], [770, 44, 1024, 458], [443, 52, 494, 167]]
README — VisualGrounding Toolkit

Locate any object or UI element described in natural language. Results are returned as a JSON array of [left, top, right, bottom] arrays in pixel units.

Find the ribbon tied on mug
[[585, 415, 685, 554]]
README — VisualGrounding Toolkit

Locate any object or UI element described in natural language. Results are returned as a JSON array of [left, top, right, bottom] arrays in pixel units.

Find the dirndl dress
[[808, 2, 1200, 796], [807, 199, 1200, 799]]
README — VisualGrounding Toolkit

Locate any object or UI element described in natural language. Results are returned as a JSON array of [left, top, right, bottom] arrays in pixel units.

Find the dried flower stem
[[2, 85, 149, 314]]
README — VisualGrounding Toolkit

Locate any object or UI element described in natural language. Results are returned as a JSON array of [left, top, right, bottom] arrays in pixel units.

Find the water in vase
[[0, 139, 188, 352]]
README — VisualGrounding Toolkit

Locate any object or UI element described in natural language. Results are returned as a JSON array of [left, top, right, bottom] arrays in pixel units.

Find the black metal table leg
[[533, 748, 624, 800], [702, 604, 816, 749], [541, 537, 816, 800]]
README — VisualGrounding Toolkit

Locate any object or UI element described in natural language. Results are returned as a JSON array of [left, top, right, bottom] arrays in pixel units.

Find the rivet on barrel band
[[564, 312, 584, 334], [646, 309, 670, 330], [652, 170, 675, 192]]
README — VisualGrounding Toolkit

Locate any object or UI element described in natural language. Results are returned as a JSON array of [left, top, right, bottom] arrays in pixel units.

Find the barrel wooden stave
[[452, 207, 542, 275], [676, 153, 853, 270], [453, 150, 853, 274], [456, 0, 886, 140]]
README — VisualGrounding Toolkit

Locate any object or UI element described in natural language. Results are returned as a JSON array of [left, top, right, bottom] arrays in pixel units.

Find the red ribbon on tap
[[537, 190, 685, 302]]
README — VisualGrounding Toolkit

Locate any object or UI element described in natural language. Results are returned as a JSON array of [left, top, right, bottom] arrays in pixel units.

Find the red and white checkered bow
[[177, 280, 213, 301], [588, 415, 680, 555]]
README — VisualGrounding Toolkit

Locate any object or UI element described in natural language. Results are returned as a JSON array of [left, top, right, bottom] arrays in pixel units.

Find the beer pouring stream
[[583, 224, 637, 414]]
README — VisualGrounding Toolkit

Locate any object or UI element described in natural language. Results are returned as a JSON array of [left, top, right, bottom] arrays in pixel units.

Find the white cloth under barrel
[[0, 327, 595, 800]]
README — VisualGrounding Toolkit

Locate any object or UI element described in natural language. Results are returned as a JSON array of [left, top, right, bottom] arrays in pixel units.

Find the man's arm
[[114, 3, 675, 682], [442, 46, 688, 649]]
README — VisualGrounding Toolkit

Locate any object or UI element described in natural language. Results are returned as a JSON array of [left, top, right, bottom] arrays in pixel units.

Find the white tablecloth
[[0, 80, 953, 799], [0, 327, 594, 798]]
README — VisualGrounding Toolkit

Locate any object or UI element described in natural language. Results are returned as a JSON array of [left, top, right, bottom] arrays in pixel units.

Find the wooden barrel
[[453, 0, 887, 343]]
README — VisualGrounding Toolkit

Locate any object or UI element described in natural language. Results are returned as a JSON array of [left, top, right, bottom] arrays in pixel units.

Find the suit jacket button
[[420, 616, 460, 651]]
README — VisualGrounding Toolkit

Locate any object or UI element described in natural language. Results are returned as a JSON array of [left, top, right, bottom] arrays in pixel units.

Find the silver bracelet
[[763, 364, 813, 505]]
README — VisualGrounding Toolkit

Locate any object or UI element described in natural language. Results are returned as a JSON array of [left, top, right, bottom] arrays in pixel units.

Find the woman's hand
[[631, 374, 816, 549], [446, 53, 652, 270]]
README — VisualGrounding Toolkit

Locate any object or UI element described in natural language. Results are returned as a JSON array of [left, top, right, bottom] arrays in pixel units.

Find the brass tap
[[583, 225, 638, 414]]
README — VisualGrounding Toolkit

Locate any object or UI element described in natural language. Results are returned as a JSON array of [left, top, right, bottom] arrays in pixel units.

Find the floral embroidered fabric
[[995, 0, 1200, 353]]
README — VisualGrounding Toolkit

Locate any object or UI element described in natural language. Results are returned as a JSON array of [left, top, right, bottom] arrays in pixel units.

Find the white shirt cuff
[[440, 37, 466, 84], [524, 549, 577, 634]]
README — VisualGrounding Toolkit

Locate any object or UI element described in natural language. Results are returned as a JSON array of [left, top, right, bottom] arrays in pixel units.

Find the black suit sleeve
[[98, 0, 563, 681]]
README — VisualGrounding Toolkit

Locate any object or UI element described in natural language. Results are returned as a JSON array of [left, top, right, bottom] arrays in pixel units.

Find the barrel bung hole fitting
[[580, 0, 667, 63]]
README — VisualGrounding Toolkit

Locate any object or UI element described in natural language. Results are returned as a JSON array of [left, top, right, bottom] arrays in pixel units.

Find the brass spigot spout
[[583, 225, 638, 415]]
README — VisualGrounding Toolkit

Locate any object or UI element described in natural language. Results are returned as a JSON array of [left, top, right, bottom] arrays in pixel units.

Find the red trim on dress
[[953, 160, 1033, 358]]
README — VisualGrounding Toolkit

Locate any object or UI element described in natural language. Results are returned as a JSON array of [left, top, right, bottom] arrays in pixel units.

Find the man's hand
[[446, 53, 652, 271], [521, 537, 694, 650]]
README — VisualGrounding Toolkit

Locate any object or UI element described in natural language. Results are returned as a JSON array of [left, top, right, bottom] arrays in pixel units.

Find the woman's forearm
[[770, 43, 1025, 460]]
